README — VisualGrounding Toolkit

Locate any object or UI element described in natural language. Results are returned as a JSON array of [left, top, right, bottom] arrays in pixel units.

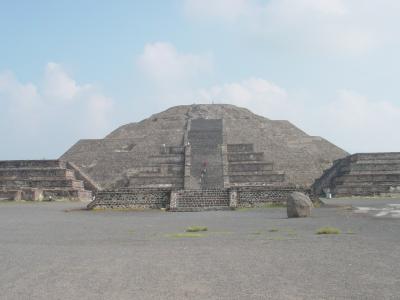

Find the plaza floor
[[1, 198, 399, 299]]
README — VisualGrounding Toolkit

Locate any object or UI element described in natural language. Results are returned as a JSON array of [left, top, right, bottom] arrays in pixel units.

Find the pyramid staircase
[[110, 145, 185, 190], [226, 144, 285, 187], [0, 160, 93, 201], [188, 118, 224, 189]]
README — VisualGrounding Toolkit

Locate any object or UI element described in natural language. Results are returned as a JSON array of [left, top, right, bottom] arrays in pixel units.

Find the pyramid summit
[[61, 104, 348, 191]]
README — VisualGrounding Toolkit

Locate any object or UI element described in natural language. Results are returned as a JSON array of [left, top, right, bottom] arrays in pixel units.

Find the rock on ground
[[287, 192, 313, 218]]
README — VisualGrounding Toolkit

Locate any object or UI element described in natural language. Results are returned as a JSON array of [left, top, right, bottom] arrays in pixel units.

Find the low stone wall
[[0, 160, 65, 169], [170, 190, 229, 210], [236, 187, 312, 207], [0, 189, 44, 201], [89, 189, 171, 209], [87, 187, 313, 210]]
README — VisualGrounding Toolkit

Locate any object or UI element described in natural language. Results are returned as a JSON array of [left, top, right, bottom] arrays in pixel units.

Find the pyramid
[[61, 104, 348, 191]]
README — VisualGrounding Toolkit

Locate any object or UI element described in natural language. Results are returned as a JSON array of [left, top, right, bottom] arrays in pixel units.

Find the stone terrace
[[0, 160, 92, 201], [313, 152, 400, 197]]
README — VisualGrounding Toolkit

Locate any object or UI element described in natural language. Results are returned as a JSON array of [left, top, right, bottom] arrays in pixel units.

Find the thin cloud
[[0, 63, 114, 159], [183, 0, 399, 55], [137, 42, 213, 89]]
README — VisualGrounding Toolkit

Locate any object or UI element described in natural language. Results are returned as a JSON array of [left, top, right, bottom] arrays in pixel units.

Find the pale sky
[[1, 0, 399, 159]]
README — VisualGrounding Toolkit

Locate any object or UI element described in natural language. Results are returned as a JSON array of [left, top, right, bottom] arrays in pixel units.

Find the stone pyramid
[[61, 104, 348, 190]]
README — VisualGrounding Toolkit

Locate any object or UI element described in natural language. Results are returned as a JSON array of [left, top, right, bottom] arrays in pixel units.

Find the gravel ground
[[1, 198, 400, 300]]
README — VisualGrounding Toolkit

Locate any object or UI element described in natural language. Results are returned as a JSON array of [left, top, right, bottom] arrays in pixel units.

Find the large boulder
[[287, 192, 313, 218]]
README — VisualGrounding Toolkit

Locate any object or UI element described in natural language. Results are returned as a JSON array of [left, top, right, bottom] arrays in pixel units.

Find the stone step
[[345, 170, 400, 176], [333, 185, 395, 196], [227, 144, 254, 153], [228, 152, 264, 162], [170, 206, 232, 212], [229, 182, 289, 187], [229, 173, 285, 183], [354, 153, 400, 161], [229, 160, 270, 165], [42, 188, 92, 200], [147, 155, 184, 164], [334, 181, 400, 187], [351, 159, 400, 165], [190, 119, 223, 131], [0, 179, 84, 189], [341, 164, 400, 172], [0, 160, 66, 169], [335, 174, 400, 183], [187, 118, 224, 189], [0, 168, 75, 179], [132, 170, 184, 177], [0, 188, 92, 201], [228, 170, 279, 176], [229, 162, 274, 173], [173, 190, 230, 208]]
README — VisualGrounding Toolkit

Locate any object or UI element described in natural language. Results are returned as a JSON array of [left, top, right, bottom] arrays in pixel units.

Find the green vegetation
[[167, 233, 205, 238], [250, 231, 262, 235], [268, 228, 279, 232], [186, 226, 208, 232], [316, 227, 341, 235]]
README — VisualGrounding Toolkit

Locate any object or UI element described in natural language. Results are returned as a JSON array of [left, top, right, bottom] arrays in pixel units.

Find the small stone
[[287, 192, 313, 218]]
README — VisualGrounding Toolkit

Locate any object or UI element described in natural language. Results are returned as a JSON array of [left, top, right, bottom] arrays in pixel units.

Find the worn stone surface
[[0, 160, 92, 201], [61, 104, 348, 190], [287, 191, 313, 218], [313, 152, 400, 197]]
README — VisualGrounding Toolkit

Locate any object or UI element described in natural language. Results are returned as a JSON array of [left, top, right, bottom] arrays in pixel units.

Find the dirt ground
[[1, 198, 399, 299]]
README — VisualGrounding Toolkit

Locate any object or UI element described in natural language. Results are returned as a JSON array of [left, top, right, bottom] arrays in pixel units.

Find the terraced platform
[[0, 160, 93, 201], [1, 104, 351, 208], [313, 153, 400, 197]]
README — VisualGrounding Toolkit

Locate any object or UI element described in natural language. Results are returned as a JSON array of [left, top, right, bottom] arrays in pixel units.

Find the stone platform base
[[88, 187, 313, 211]]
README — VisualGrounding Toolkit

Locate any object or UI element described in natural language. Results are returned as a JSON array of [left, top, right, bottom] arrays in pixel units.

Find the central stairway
[[169, 189, 231, 212], [188, 119, 224, 189], [171, 118, 230, 211]]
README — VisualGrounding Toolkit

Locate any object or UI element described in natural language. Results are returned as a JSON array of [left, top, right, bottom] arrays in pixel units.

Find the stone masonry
[[0, 160, 93, 201], [313, 153, 400, 197], [0, 104, 361, 208]]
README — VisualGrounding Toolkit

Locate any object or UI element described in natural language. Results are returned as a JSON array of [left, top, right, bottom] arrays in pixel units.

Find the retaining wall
[[88, 187, 313, 210], [89, 189, 171, 209]]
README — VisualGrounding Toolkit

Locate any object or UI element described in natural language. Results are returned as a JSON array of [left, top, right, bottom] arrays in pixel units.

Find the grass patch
[[186, 226, 208, 232], [250, 231, 262, 235], [267, 236, 288, 241], [268, 228, 279, 232], [316, 227, 341, 235], [167, 233, 205, 238]]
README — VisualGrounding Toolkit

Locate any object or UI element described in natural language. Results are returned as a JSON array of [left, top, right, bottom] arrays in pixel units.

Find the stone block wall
[[0, 160, 92, 201], [87, 187, 314, 210], [226, 143, 285, 187], [170, 190, 229, 210], [313, 152, 400, 197], [236, 187, 312, 207], [89, 189, 171, 209]]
